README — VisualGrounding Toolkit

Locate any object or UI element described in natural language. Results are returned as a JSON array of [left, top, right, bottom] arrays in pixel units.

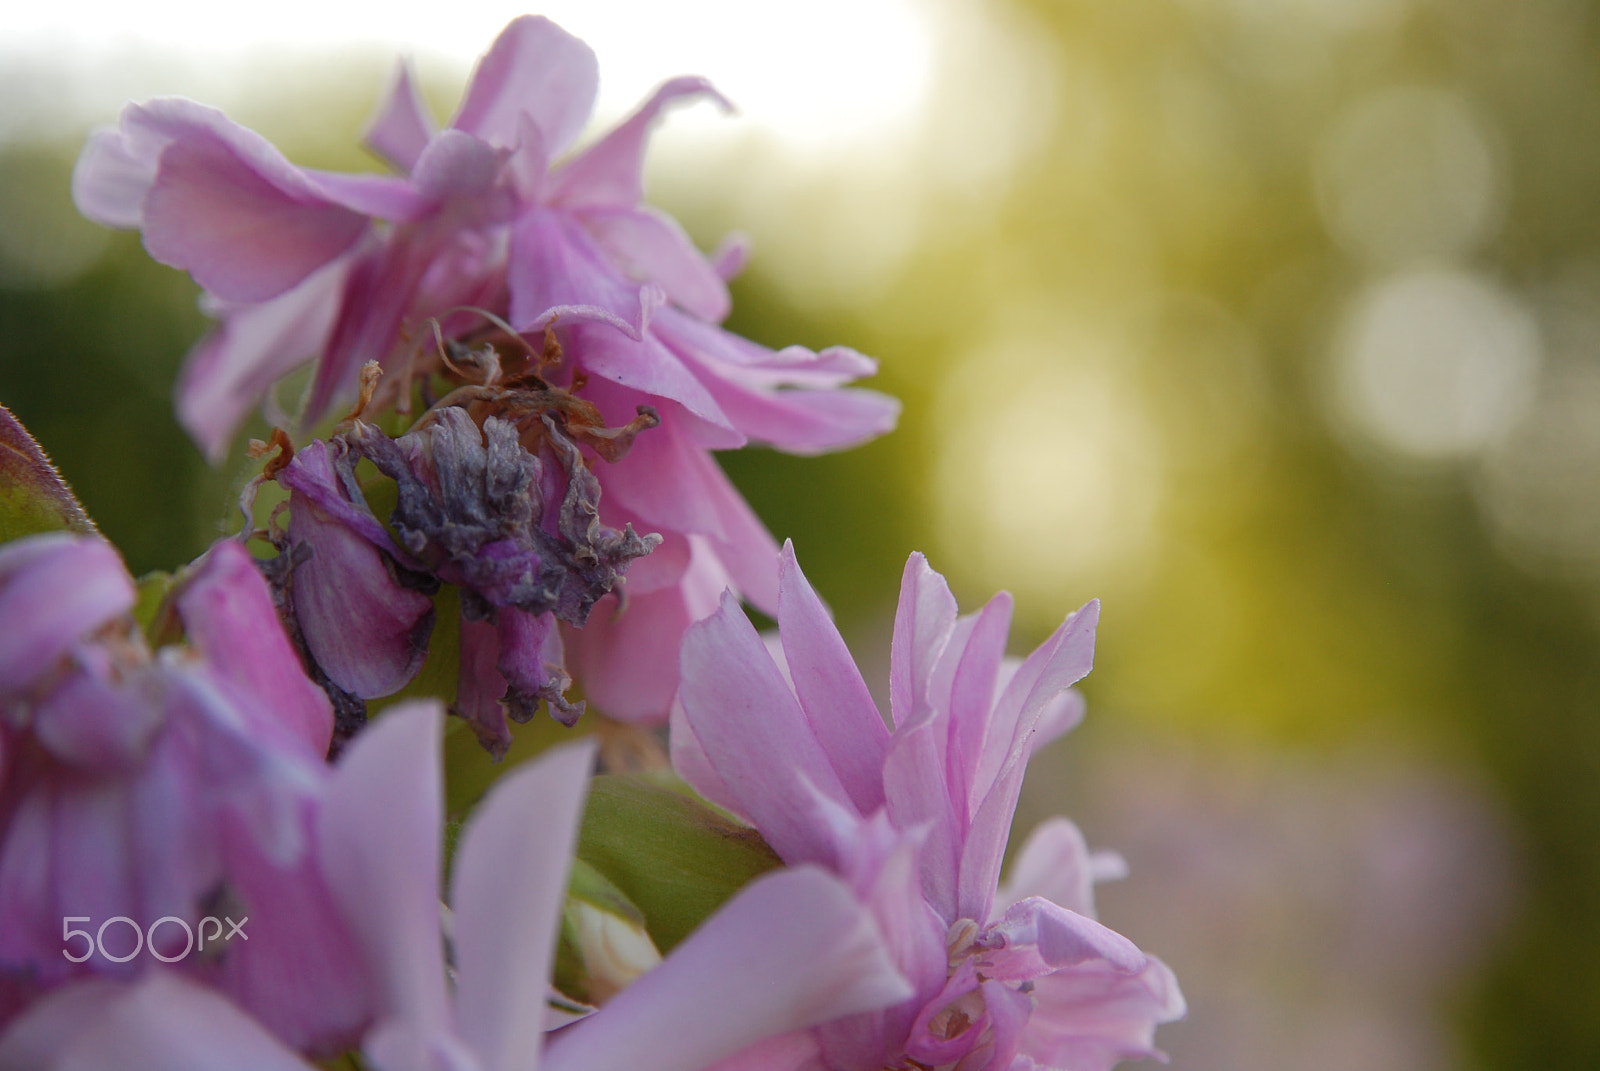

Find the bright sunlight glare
[[0, 0, 935, 148]]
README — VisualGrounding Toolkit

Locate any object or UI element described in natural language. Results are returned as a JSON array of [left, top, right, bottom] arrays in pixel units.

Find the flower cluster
[[0, 16, 1184, 1071]]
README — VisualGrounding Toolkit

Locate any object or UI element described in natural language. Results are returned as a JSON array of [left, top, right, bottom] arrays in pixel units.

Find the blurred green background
[[5, 0, 1600, 1065]]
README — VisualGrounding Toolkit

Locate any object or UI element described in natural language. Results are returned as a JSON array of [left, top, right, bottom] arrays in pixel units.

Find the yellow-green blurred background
[[5, 0, 1599, 1065]]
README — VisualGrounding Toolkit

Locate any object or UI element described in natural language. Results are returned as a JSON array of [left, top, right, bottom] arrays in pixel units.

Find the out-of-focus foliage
[[5, 0, 1600, 1064]]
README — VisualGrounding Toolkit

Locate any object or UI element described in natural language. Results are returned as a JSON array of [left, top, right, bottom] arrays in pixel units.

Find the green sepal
[[132, 571, 181, 646], [0, 404, 95, 543], [576, 774, 782, 954]]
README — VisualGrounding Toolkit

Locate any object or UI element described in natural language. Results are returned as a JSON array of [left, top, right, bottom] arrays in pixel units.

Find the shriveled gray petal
[[346, 410, 659, 628]]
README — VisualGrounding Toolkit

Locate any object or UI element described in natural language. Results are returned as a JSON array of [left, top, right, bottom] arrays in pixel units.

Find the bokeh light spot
[[1331, 268, 1540, 461]]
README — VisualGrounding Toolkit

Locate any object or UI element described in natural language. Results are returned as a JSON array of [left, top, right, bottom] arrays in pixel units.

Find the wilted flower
[[263, 385, 661, 754], [672, 546, 1185, 1070], [73, 15, 898, 722], [0, 703, 914, 1071]]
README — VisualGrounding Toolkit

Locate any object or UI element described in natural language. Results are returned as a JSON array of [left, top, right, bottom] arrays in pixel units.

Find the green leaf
[[576, 774, 783, 953], [0, 404, 95, 542]]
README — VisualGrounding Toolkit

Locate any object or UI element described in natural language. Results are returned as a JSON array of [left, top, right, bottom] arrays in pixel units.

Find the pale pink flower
[[671, 545, 1185, 1071], [0, 702, 914, 1071]]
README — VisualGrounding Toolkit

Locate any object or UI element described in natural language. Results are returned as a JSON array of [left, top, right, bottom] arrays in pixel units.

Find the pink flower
[[73, 14, 898, 723], [0, 534, 366, 1049], [671, 545, 1185, 1071], [0, 702, 915, 1071]]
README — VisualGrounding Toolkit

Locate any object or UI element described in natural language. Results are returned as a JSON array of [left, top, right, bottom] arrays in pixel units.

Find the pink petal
[[996, 818, 1103, 921], [0, 535, 133, 698], [541, 867, 913, 1071], [955, 723, 1034, 925], [566, 322, 736, 438], [71, 126, 157, 229], [286, 474, 434, 701], [562, 541, 727, 724], [547, 76, 732, 210], [122, 100, 369, 302], [302, 229, 437, 428], [973, 978, 1034, 1071], [316, 702, 451, 1036], [653, 311, 878, 385], [984, 898, 1146, 979], [32, 663, 160, 770], [456, 615, 513, 759], [710, 232, 750, 282], [814, 819, 947, 1070], [451, 15, 598, 156], [678, 592, 854, 865], [176, 540, 333, 759], [216, 808, 372, 1053], [697, 1032, 826, 1071], [581, 206, 730, 322], [976, 600, 1098, 804], [681, 372, 901, 455], [496, 607, 581, 727], [409, 129, 507, 202], [363, 57, 437, 172], [1021, 957, 1185, 1071], [507, 208, 655, 338], [174, 250, 349, 464], [667, 700, 749, 823], [889, 553, 958, 728], [451, 740, 596, 1071], [882, 708, 960, 921], [777, 542, 888, 815], [943, 591, 1013, 816], [0, 972, 314, 1071]]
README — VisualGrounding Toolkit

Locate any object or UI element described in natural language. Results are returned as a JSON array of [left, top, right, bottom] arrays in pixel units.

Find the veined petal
[[117, 99, 370, 302], [363, 57, 437, 172], [541, 867, 912, 1071], [317, 702, 451, 1037], [944, 591, 1013, 818], [547, 76, 732, 209], [580, 206, 729, 322], [976, 600, 1098, 804], [451, 15, 598, 156], [667, 700, 748, 823], [889, 553, 958, 728], [452, 740, 596, 1071], [679, 592, 854, 865], [777, 542, 888, 815], [508, 208, 654, 338], [882, 708, 960, 921]]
